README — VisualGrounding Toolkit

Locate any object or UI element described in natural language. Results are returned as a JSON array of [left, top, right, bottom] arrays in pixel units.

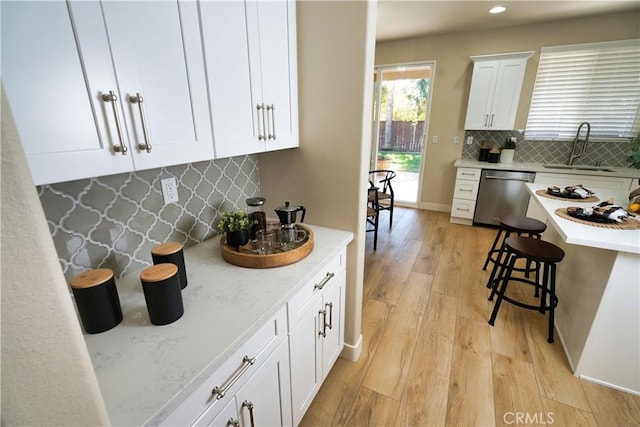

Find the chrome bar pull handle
[[484, 114, 488, 127], [319, 309, 327, 337], [267, 104, 276, 140], [211, 355, 256, 399], [257, 104, 267, 141], [490, 114, 494, 127], [326, 302, 334, 330], [314, 272, 335, 290], [242, 401, 255, 427], [226, 419, 239, 427], [102, 90, 128, 155], [129, 93, 152, 153]]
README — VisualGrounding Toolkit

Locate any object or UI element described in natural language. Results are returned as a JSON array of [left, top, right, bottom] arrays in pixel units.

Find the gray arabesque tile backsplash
[[462, 130, 632, 167], [38, 156, 260, 281], [39, 132, 633, 282]]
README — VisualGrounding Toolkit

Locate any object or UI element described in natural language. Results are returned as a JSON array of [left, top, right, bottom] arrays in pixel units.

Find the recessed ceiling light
[[489, 6, 507, 14]]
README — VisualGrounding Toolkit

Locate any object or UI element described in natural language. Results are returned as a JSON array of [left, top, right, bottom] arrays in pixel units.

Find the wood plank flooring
[[301, 207, 640, 426]]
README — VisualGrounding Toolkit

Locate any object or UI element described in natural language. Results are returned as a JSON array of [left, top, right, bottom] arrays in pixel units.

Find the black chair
[[366, 186, 379, 250], [368, 170, 396, 228]]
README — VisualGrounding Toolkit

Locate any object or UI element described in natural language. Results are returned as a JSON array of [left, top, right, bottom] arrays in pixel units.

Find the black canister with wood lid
[[70, 268, 123, 334], [151, 242, 187, 289], [140, 263, 184, 325]]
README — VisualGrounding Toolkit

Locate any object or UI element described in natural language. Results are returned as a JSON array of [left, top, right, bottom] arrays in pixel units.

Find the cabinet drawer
[[451, 198, 476, 219], [287, 249, 345, 331], [456, 167, 481, 181], [453, 180, 480, 201], [161, 306, 287, 426]]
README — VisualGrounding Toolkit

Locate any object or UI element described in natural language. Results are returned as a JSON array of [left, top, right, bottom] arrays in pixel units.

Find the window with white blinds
[[525, 39, 640, 141]]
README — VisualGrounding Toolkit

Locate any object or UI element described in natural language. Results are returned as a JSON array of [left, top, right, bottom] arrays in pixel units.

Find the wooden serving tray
[[220, 224, 314, 268]]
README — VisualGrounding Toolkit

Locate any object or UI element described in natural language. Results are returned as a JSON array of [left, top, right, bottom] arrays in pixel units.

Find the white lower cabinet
[[208, 398, 239, 427], [235, 339, 292, 427], [206, 340, 292, 427], [161, 250, 347, 427], [162, 307, 288, 426], [450, 167, 482, 225], [288, 251, 346, 425]]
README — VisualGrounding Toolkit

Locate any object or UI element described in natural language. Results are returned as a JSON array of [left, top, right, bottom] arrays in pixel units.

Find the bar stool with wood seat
[[483, 215, 547, 293], [488, 236, 565, 343]]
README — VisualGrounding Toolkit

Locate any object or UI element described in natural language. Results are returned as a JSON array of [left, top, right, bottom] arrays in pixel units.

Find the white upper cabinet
[[97, 1, 213, 171], [2, 1, 131, 184], [1, 0, 213, 185], [201, 0, 299, 158], [464, 51, 533, 131]]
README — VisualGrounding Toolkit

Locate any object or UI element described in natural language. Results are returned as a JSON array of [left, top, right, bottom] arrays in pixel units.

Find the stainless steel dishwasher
[[474, 169, 536, 226]]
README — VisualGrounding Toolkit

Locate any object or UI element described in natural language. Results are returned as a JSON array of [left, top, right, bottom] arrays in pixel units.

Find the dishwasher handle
[[484, 175, 533, 183]]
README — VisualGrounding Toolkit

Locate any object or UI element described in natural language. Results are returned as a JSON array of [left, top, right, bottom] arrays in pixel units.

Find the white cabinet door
[[202, 0, 298, 159], [464, 62, 498, 130], [1, 1, 133, 185], [207, 398, 238, 427], [490, 58, 528, 130], [320, 271, 345, 377], [235, 340, 292, 427], [200, 1, 259, 158], [288, 270, 345, 425], [289, 297, 322, 426], [2, 0, 213, 186], [83, 0, 213, 171], [464, 52, 532, 131], [249, 0, 298, 151]]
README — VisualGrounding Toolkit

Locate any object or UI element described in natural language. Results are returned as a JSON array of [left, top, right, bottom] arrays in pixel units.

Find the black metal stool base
[[483, 216, 547, 298], [487, 236, 564, 344]]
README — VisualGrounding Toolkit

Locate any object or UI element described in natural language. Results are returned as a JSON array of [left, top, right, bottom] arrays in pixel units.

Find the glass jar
[[246, 197, 266, 240]]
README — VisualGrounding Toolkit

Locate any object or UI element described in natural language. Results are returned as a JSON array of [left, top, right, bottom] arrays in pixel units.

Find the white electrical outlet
[[466, 136, 474, 145], [453, 136, 460, 144], [432, 135, 438, 144], [161, 177, 179, 205]]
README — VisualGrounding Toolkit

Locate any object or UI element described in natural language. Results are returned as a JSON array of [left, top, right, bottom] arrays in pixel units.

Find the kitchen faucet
[[568, 122, 591, 165]]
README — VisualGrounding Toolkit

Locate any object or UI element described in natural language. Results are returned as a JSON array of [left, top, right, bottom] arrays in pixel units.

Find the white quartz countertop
[[526, 183, 640, 254], [83, 224, 353, 426], [455, 159, 640, 180]]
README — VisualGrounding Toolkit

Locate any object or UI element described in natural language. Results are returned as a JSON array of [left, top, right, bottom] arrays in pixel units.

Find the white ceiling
[[376, 0, 640, 42]]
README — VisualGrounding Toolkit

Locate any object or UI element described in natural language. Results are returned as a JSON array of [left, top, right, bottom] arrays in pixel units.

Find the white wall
[[1, 88, 109, 425], [259, 0, 377, 360]]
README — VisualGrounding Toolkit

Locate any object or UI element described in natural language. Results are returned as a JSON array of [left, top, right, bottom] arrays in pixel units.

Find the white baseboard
[[419, 202, 451, 212], [340, 334, 362, 362], [578, 374, 640, 397]]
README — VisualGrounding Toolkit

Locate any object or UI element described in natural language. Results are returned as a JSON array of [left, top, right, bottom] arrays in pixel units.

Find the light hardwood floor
[[301, 207, 640, 426]]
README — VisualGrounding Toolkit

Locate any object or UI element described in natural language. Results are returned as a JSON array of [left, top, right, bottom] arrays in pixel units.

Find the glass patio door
[[371, 63, 433, 205]]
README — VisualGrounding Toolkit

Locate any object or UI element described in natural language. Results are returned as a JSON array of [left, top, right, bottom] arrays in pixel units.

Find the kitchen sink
[[543, 165, 615, 172]]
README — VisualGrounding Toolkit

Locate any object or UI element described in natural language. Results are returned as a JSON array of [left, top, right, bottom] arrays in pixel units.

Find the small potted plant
[[626, 136, 640, 169], [501, 137, 517, 164], [377, 152, 392, 170], [217, 210, 253, 248]]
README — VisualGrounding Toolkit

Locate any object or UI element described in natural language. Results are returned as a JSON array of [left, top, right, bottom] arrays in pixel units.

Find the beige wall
[[1, 88, 110, 425], [375, 10, 640, 210], [259, 1, 376, 360]]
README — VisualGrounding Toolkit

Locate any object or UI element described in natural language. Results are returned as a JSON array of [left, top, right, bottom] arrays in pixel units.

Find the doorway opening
[[371, 63, 434, 206]]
